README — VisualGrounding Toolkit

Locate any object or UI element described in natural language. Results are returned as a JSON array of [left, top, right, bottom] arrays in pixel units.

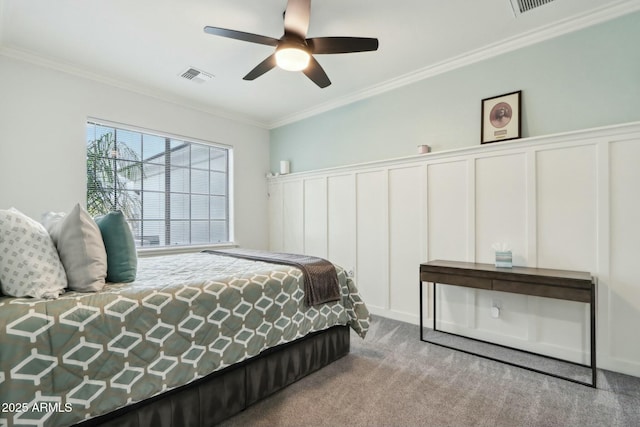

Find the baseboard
[[369, 307, 418, 325]]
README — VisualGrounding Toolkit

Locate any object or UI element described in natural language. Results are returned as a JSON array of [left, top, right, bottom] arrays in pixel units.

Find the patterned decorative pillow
[[42, 203, 108, 292], [0, 208, 67, 298]]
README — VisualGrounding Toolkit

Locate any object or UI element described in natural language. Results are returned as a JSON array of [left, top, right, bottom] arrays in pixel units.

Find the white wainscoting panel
[[536, 144, 597, 272], [355, 170, 389, 311], [427, 160, 469, 263], [282, 180, 304, 254], [534, 144, 596, 362], [327, 174, 356, 275], [475, 153, 528, 266], [388, 166, 425, 320], [427, 160, 471, 330], [474, 289, 531, 341], [472, 153, 532, 349], [537, 299, 590, 363], [609, 138, 640, 369], [303, 178, 328, 258], [268, 182, 283, 252], [267, 122, 640, 377]]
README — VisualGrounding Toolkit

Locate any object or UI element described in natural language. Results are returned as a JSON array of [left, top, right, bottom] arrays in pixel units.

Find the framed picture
[[481, 90, 521, 144]]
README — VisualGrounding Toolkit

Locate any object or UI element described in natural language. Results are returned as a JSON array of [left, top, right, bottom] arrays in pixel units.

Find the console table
[[419, 260, 596, 387]]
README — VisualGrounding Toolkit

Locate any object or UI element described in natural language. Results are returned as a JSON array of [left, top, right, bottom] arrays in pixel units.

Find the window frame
[[86, 118, 234, 254]]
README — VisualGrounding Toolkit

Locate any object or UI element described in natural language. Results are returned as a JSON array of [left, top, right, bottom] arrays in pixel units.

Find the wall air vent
[[179, 67, 214, 83], [510, 0, 556, 16]]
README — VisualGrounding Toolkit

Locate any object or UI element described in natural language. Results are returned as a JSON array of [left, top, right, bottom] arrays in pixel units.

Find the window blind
[[86, 121, 231, 247]]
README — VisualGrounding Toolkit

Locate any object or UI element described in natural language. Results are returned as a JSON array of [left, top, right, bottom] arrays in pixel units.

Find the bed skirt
[[76, 324, 350, 426]]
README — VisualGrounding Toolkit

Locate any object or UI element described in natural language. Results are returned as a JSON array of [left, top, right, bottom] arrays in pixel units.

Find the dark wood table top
[[420, 260, 593, 289]]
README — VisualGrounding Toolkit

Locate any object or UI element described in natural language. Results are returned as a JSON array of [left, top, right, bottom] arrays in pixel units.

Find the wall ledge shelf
[[267, 121, 640, 181]]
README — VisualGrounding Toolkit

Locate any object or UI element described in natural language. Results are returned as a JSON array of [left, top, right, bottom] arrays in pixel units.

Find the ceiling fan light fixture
[[275, 46, 310, 71], [204, 0, 379, 87]]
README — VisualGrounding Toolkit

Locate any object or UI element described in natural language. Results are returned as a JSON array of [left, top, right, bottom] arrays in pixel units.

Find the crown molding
[[268, 0, 640, 129], [0, 45, 269, 129], [2, 0, 638, 131]]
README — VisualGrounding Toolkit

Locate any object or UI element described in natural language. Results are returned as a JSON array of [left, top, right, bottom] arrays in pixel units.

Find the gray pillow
[[42, 204, 107, 292], [0, 208, 67, 298]]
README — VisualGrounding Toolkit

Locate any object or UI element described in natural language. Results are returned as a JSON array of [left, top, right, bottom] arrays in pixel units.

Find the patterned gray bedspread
[[204, 248, 341, 306], [0, 252, 370, 427]]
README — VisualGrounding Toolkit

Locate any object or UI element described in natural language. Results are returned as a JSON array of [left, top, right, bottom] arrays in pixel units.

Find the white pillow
[[42, 204, 107, 292], [0, 208, 67, 298]]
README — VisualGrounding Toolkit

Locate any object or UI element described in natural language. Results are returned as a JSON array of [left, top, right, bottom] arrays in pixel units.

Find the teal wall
[[270, 11, 640, 173]]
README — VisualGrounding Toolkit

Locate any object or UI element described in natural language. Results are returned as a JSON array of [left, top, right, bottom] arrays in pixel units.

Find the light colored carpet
[[219, 316, 640, 426]]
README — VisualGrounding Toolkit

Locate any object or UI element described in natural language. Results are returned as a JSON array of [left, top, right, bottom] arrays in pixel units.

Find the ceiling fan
[[203, 0, 379, 88]]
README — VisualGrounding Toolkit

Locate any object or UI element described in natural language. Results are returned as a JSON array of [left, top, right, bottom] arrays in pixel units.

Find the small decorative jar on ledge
[[417, 144, 431, 154], [280, 160, 290, 175]]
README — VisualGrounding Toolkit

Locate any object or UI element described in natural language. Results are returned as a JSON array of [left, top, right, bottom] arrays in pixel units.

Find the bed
[[0, 251, 370, 427]]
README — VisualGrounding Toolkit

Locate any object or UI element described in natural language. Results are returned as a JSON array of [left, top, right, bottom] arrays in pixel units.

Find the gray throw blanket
[[204, 248, 341, 306]]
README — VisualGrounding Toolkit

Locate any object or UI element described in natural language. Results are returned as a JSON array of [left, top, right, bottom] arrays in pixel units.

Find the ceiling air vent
[[179, 67, 214, 83], [510, 0, 555, 16]]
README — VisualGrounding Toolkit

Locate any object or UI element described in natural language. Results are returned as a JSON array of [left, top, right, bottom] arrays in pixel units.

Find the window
[[86, 120, 231, 247]]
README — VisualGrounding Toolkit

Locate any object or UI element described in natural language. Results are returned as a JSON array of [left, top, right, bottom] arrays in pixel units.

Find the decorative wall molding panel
[[267, 121, 640, 377]]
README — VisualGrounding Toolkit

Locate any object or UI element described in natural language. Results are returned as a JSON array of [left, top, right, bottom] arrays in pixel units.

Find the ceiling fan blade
[[243, 54, 277, 81], [302, 56, 331, 88], [307, 37, 379, 54], [283, 0, 311, 38], [204, 26, 279, 47]]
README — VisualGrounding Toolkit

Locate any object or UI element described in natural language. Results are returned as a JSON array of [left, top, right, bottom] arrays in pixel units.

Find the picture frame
[[481, 90, 521, 144]]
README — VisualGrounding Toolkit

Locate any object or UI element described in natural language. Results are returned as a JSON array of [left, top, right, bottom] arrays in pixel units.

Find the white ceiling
[[1, 0, 638, 128]]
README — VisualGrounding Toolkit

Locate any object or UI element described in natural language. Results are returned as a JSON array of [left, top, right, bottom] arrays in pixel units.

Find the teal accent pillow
[[94, 211, 137, 283]]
